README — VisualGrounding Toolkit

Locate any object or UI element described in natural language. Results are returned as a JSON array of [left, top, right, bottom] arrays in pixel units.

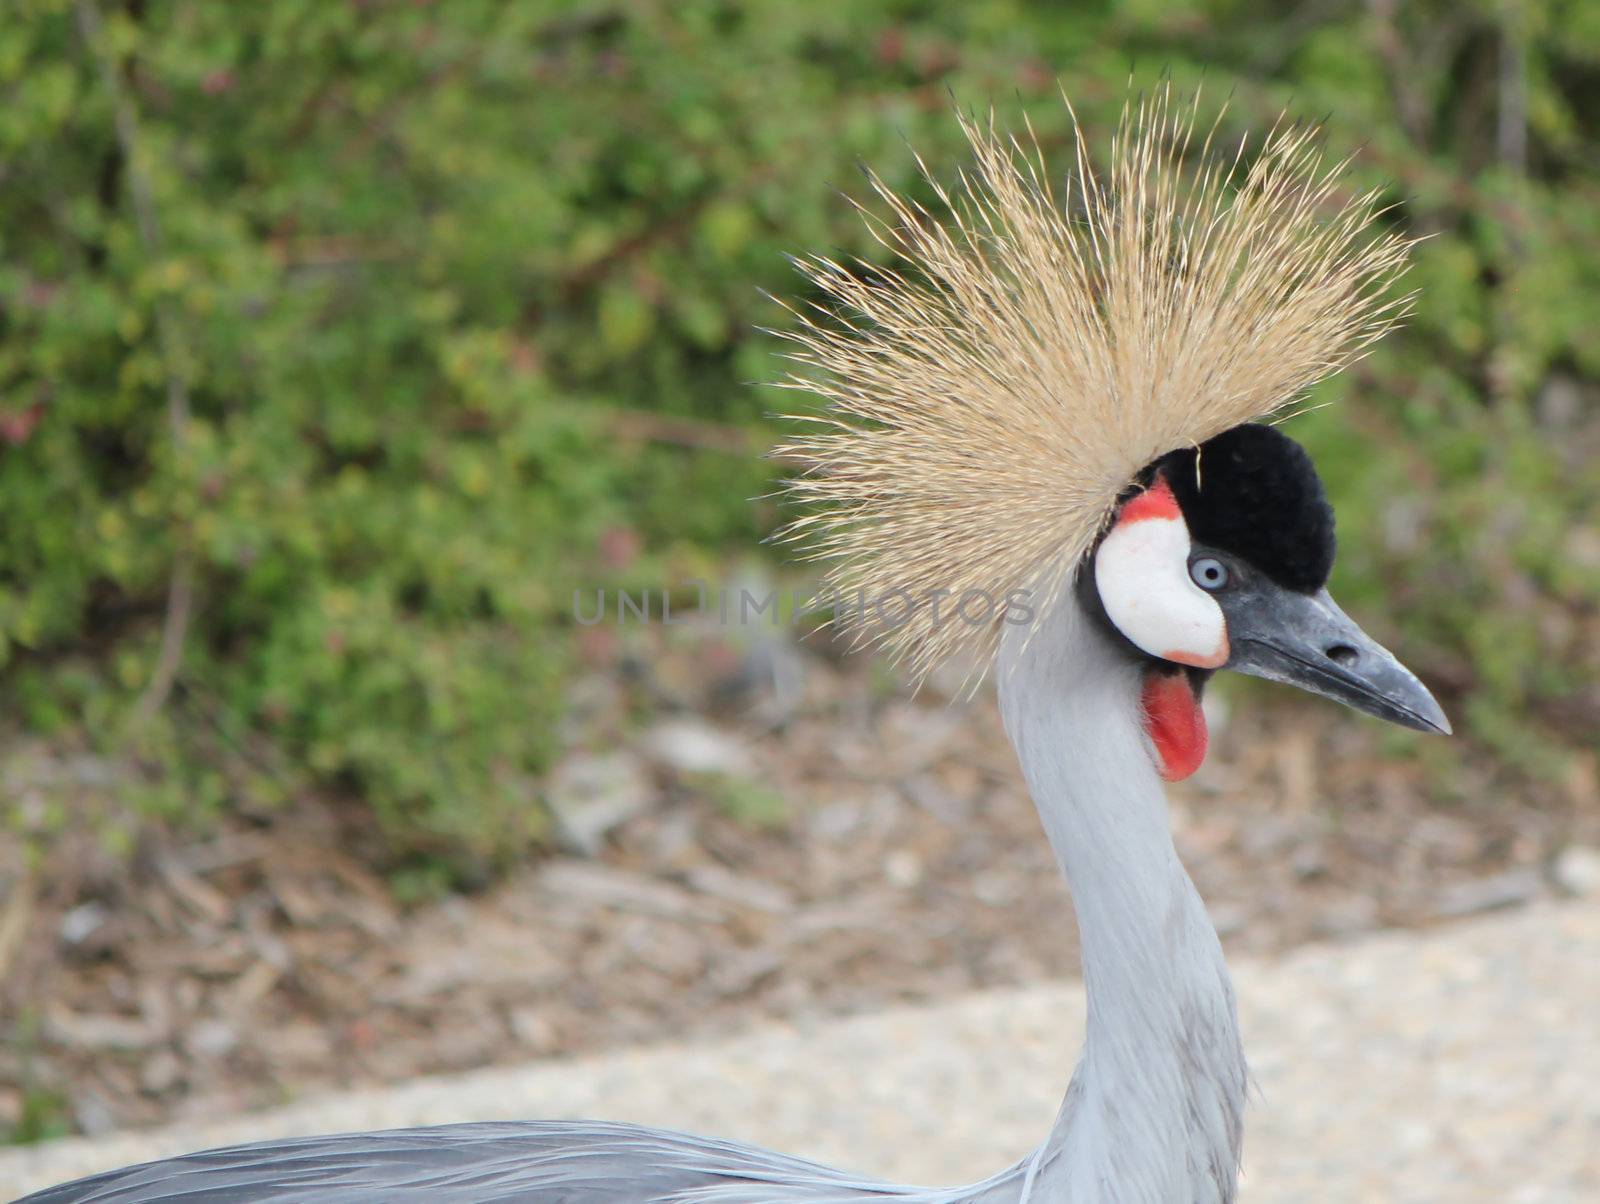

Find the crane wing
[[13, 1119, 950, 1203]]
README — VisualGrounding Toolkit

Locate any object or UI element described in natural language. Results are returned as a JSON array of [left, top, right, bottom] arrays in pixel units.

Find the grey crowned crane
[[20, 89, 1447, 1204]]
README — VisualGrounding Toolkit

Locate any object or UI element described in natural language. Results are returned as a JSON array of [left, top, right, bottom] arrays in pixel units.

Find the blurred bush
[[0, 0, 1594, 869]]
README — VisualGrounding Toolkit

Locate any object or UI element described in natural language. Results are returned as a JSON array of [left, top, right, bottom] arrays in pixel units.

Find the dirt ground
[[2, 622, 1595, 1142]]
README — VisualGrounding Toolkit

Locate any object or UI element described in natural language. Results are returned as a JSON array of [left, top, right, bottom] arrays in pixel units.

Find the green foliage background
[[2, 0, 1595, 866]]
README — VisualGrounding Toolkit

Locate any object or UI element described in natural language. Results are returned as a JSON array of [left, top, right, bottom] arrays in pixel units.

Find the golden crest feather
[[773, 86, 1412, 683]]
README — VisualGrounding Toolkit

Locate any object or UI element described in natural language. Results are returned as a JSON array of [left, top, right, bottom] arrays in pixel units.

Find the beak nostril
[[1326, 644, 1359, 667]]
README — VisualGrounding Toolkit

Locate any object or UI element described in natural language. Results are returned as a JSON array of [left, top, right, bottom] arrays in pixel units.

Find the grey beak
[[1219, 581, 1451, 735]]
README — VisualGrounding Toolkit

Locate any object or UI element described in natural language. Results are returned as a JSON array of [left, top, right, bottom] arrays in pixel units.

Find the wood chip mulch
[[1, 627, 1594, 1141]]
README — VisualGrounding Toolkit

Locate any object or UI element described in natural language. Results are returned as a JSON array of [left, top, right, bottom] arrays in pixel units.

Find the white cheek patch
[[1094, 489, 1230, 669]]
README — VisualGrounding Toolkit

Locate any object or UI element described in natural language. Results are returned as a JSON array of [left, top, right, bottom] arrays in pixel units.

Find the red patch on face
[[1115, 474, 1181, 525], [1160, 632, 1230, 670], [1140, 670, 1208, 782]]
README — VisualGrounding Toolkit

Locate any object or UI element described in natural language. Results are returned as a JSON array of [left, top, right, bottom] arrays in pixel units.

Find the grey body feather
[[11, 1119, 1037, 1204]]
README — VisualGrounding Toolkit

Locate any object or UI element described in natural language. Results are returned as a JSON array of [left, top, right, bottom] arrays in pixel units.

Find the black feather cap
[[1154, 423, 1336, 594]]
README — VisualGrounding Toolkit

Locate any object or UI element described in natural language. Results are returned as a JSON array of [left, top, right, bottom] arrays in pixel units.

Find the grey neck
[[980, 582, 1246, 1204]]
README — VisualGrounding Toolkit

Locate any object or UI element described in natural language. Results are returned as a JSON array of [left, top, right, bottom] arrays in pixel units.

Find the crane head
[[776, 87, 1421, 717], [1092, 422, 1449, 780]]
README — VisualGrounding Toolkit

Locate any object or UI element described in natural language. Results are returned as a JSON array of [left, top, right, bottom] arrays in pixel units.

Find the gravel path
[[7, 902, 1597, 1201]]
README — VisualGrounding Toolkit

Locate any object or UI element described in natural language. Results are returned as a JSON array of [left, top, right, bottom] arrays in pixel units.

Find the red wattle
[[1141, 671, 1208, 782]]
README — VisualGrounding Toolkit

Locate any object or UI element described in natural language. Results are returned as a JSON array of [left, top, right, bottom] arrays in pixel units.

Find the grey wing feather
[[10, 1120, 942, 1204]]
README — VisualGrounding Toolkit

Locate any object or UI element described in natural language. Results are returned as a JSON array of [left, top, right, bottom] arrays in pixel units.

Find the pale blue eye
[[1190, 557, 1229, 591]]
